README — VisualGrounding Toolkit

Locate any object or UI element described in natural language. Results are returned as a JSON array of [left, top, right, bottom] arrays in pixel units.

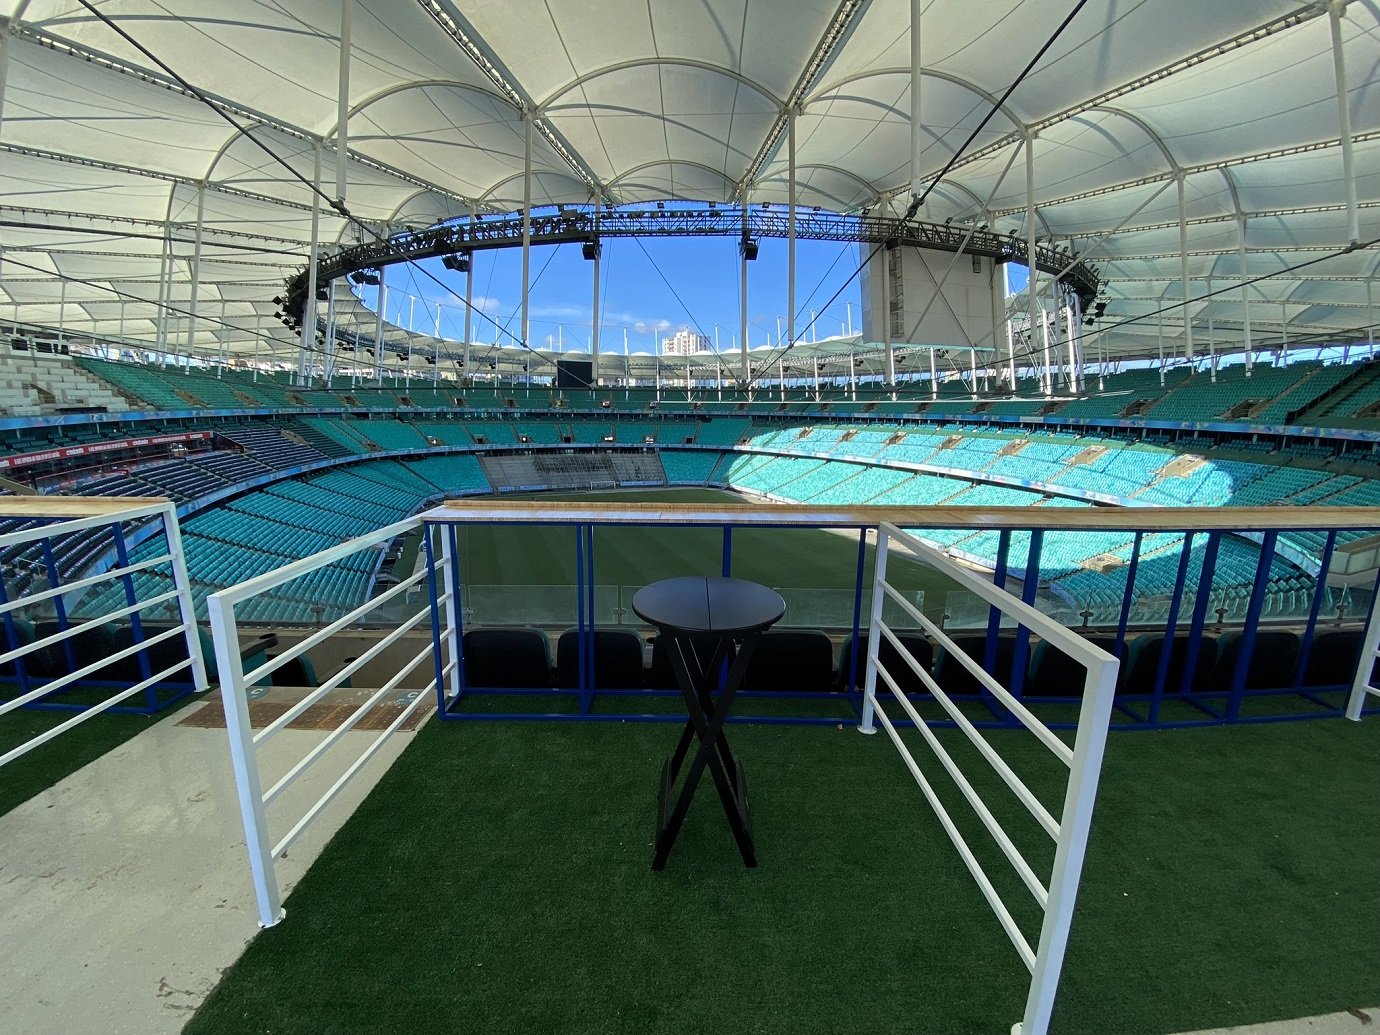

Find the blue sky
[[355, 236, 1029, 354]]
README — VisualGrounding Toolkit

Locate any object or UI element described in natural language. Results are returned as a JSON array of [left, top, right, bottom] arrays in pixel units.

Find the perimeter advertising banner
[[0, 431, 213, 471]]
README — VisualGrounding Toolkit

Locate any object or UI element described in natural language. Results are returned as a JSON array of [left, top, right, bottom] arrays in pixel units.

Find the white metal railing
[[207, 515, 447, 927], [858, 523, 1120, 1035], [1346, 589, 1380, 721], [0, 498, 207, 768]]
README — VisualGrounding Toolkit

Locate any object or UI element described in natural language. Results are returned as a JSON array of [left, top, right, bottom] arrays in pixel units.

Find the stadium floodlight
[[272, 295, 285, 306]]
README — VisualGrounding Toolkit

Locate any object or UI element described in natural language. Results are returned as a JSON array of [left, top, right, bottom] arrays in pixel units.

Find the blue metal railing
[[419, 502, 1380, 731]]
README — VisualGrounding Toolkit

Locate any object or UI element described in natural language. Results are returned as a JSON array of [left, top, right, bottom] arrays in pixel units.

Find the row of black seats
[[460, 626, 1378, 696]]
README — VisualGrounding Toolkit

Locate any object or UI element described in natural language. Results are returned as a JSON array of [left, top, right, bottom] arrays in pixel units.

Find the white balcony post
[[163, 501, 209, 694], [1346, 584, 1380, 721], [1018, 653, 1119, 1034], [436, 524, 462, 700], [858, 525, 890, 735], [207, 592, 282, 928]]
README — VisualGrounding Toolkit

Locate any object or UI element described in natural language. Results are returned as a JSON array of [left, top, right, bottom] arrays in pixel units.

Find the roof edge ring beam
[[280, 208, 1100, 319]]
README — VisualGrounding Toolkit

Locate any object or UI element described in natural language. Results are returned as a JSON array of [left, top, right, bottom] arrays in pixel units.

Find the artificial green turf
[[0, 703, 177, 818], [185, 716, 1380, 1035]]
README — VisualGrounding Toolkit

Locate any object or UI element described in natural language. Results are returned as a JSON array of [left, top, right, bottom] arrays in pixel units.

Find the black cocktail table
[[632, 575, 786, 870]]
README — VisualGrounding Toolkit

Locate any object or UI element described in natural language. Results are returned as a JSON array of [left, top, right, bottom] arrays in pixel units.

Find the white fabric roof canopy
[[0, 0, 1376, 370]]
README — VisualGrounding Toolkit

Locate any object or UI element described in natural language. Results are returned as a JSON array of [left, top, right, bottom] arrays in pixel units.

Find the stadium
[[1, 2, 1378, 1034]]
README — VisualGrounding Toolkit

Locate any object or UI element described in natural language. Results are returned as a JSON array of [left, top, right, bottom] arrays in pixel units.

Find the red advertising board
[[0, 431, 213, 471]]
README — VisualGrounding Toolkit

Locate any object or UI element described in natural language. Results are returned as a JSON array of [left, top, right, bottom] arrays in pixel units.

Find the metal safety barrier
[[207, 515, 448, 928], [859, 522, 1119, 1035], [0, 496, 207, 769]]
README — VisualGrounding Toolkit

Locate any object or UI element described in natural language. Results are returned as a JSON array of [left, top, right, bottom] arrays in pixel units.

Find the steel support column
[[787, 105, 797, 350], [463, 210, 474, 381], [909, 0, 924, 193], [1025, 129, 1040, 395], [374, 263, 386, 383], [0, 18, 10, 130], [521, 112, 533, 348], [591, 240, 602, 385], [1329, 0, 1360, 244], [321, 280, 338, 386], [882, 245, 896, 397], [1177, 173, 1194, 359], [1239, 216, 1253, 377], [300, 138, 324, 385], [1206, 275, 1217, 381], [1281, 302, 1289, 366], [1368, 277, 1375, 360], [740, 193, 749, 384], [1041, 309, 1053, 397], [186, 183, 206, 362], [1157, 311, 1165, 386], [1070, 293, 1084, 392], [335, 0, 352, 206], [155, 224, 171, 360]]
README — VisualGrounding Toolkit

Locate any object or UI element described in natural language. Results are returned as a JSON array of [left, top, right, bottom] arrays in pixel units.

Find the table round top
[[632, 576, 786, 637]]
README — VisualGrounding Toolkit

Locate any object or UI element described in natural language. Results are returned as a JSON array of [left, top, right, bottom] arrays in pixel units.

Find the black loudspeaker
[[556, 360, 593, 388], [582, 238, 601, 261], [739, 237, 759, 261]]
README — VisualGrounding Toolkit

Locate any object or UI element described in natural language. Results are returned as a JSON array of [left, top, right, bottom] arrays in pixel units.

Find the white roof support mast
[[1330, 0, 1361, 246]]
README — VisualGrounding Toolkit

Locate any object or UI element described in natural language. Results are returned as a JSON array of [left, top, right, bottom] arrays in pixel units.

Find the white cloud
[[529, 302, 589, 320]]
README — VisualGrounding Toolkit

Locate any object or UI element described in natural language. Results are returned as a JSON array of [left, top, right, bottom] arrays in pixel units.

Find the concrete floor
[[1179, 1008, 1378, 1034], [0, 703, 415, 1035]]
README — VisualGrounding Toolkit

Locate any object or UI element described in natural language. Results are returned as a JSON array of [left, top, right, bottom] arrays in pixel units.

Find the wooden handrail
[[428, 499, 1380, 533], [0, 495, 171, 518]]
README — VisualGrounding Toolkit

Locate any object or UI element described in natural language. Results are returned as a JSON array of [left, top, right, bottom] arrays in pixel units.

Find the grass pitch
[[441, 487, 962, 627]]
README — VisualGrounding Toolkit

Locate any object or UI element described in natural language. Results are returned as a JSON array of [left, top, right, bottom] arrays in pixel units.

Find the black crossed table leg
[[632, 576, 786, 872], [656, 631, 758, 870]]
